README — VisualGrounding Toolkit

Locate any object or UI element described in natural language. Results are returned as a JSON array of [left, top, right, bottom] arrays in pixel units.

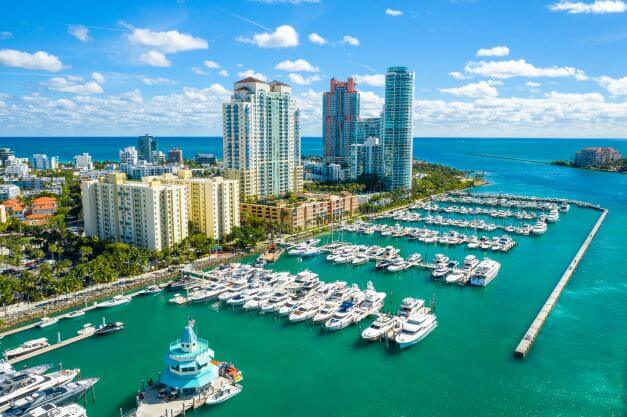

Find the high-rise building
[[3, 156, 30, 177], [31, 154, 59, 170], [119, 146, 139, 165], [356, 117, 382, 144], [382, 66, 414, 190], [323, 78, 359, 165], [0, 148, 14, 166], [222, 77, 303, 198], [194, 153, 217, 165], [0, 184, 20, 201], [168, 148, 184, 164], [573, 147, 622, 167], [349, 137, 383, 180], [160, 170, 240, 241], [81, 173, 188, 251], [73, 153, 94, 170], [137, 134, 158, 162]]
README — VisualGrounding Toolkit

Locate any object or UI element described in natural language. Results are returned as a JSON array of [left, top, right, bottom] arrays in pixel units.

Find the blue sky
[[1, 0, 627, 137]]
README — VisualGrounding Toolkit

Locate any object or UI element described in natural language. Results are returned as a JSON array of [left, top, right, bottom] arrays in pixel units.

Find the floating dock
[[7, 327, 96, 364], [514, 209, 608, 359]]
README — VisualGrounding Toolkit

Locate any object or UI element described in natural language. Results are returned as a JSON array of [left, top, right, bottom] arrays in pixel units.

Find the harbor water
[[2, 138, 626, 417]]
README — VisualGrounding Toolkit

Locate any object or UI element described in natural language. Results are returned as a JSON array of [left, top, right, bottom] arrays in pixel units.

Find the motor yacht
[[94, 295, 131, 308], [277, 296, 306, 316], [559, 203, 570, 213], [545, 209, 560, 223], [434, 254, 449, 265], [312, 301, 340, 323], [387, 258, 407, 272], [361, 314, 399, 341], [531, 220, 548, 235], [94, 320, 124, 335], [4, 339, 49, 360], [36, 317, 58, 329], [462, 255, 479, 271], [470, 259, 501, 286], [64, 310, 85, 320], [259, 291, 290, 313], [205, 383, 242, 405], [351, 255, 369, 266], [76, 324, 95, 336], [243, 290, 273, 310], [218, 283, 247, 301], [168, 293, 187, 304], [22, 403, 86, 417], [444, 271, 466, 284], [407, 253, 422, 264], [288, 301, 321, 322], [6, 377, 98, 416], [394, 312, 438, 349], [397, 298, 425, 319], [227, 288, 260, 306], [324, 302, 356, 331], [431, 265, 448, 279], [375, 259, 391, 270], [0, 369, 79, 408], [139, 285, 162, 296]]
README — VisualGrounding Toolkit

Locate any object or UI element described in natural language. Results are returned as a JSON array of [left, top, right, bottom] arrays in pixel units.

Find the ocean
[[1, 137, 625, 417]]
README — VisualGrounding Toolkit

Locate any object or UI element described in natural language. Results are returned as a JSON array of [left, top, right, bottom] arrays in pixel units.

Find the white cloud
[[352, 73, 385, 87], [385, 8, 403, 16], [342, 35, 359, 46], [47, 76, 103, 94], [140, 50, 171, 67], [360, 91, 385, 117], [237, 69, 267, 81], [287, 73, 320, 85], [219, 69, 229, 77], [465, 59, 582, 79], [0, 49, 64, 72], [237, 25, 299, 48], [476, 46, 509, 57], [91, 72, 105, 84], [549, 1, 626, 14], [526, 81, 541, 87], [308, 33, 327, 45], [0, 31, 13, 40], [67, 25, 90, 42], [596, 75, 627, 95], [449, 71, 471, 80], [439, 81, 499, 98], [204, 60, 220, 69], [142, 77, 176, 85], [129, 28, 208, 53], [275, 58, 319, 72]]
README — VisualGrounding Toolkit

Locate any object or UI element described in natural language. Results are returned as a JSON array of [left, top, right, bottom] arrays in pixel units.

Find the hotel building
[[323, 77, 359, 165], [573, 147, 622, 167], [81, 173, 188, 251], [222, 77, 303, 199]]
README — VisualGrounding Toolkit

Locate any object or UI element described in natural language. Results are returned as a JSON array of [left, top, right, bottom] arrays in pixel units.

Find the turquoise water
[[2, 139, 625, 417]]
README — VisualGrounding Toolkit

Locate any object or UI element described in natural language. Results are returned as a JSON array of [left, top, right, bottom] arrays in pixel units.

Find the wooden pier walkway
[[514, 209, 608, 359], [7, 328, 96, 364]]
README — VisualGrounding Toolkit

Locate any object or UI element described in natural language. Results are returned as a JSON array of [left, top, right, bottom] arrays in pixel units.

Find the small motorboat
[[77, 323, 95, 336], [205, 384, 242, 405], [65, 310, 85, 319], [37, 317, 58, 328], [94, 320, 124, 336], [139, 285, 162, 296], [94, 295, 131, 308]]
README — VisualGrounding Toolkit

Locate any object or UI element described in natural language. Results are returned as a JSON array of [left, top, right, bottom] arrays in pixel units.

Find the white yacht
[[324, 302, 356, 331], [94, 295, 131, 308], [470, 259, 501, 286], [168, 293, 188, 304], [434, 254, 449, 265], [226, 288, 260, 306], [394, 312, 438, 349], [37, 317, 58, 328], [139, 285, 162, 295], [24, 403, 86, 417], [462, 255, 479, 271], [312, 301, 340, 323], [205, 383, 242, 405], [4, 338, 49, 360], [64, 310, 85, 320], [259, 292, 290, 313], [397, 298, 425, 319], [444, 271, 466, 284], [351, 255, 369, 266], [288, 301, 321, 322], [545, 209, 560, 223], [242, 290, 273, 310], [386, 258, 407, 272], [531, 221, 548, 235], [431, 265, 448, 279], [0, 369, 79, 408], [559, 203, 570, 213], [361, 314, 399, 341]]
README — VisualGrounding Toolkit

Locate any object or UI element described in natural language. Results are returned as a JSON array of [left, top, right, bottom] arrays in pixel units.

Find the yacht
[[387, 258, 407, 272], [259, 292, 290, 313], [531, 221, 548, 235], [22, 403, 86, 417], [226, 288, 260, 306], [394, 312, 438, 349], [6, 377, 98, 416], [407, 253, 422, 264], [398, 298, 425, 319], [462, 255, 479, 271], [139, 285, 162, 296], [76, 324, 94, 336], [94, 295, 131, 308], [434, 254, 449, 265], [4, 339, 49, 360], [0, 369, 79, 409], [36, 318, 58, 328], [188, 289, 212, 304], [288, 301, 321, 322], [351, 255, 369, 266], [312, 301, 340, 323], [559, 203, 570, 213], [470, 259, 501, 286], [168, 293, 187, 304], [375, 259, 391, 270], [361, 314, 399, 341], [324, 302, 356, 331], [205, 383, 242, 405], [545, 209, 560, 223], [277, 296, 306, 316], [64, 311, 85, 320], [444, 271, 466, 284], [431, 265, 448, 279], [218, 283, 247, 301], [242, 290, 273, 310], [94, 320, 124, 335]]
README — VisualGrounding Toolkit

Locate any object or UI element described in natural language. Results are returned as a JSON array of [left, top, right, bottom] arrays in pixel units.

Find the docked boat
[[397, 298, 425, 319], [312, 301, 340, 323], [22, 403, 86, 417], [375, 259, 391, 270], [168, 293, 188, 304], [531, 220, 548, 235], [545, 209, 560, 223], [94, 295, 131, 308], [139, 285, 162, 296], [431, 265, 448, 279], [361, 314, 399, 341], [37, 317, 58, 328], [470, 259, 501, 286], [94, 320, 124, 336], [394, 312, 438, 349], [76, 324, 95, 336], [351, 255, 369, 266], [64, 310, 85, 320], [386, 258, 407, 272], [242, 290, 273, 310], [444, 271, 466, 284], [288, 301, 321, 322], [4, 339, 49, 360], [205, 383, 242, 405], [0, 369, 79, 409], [259, 292, 290, 313], [462, 255, 479, 271], [559, 203, 570, 213], [324, 302, 356, 331]]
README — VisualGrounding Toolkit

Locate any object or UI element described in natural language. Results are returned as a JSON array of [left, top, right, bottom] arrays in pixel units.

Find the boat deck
[[134, 377, 232, 417]]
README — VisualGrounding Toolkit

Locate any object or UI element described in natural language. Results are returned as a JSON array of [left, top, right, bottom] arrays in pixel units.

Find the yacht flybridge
[[470, 259, 502, 286]]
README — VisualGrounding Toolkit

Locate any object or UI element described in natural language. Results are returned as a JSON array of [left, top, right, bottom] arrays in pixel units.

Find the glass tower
[[323, 78, 359, 166]]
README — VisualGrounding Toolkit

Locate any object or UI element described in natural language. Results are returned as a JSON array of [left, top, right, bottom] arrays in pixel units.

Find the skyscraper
[[137, 134, 158, 162], [222, 77, 303, 198], [168, 148, 183, 164], [382, 66, 414, 190], [323, 78, 359, 165]]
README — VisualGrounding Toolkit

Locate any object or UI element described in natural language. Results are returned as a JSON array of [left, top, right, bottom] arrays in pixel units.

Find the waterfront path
[[514, 208, 608, 358]]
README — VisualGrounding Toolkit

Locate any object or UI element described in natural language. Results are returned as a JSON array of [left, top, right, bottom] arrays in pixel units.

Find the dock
[[514, 209, 608, 359], [7, 328, 96, 364]]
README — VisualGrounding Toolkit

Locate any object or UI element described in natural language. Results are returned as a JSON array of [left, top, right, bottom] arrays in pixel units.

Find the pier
[[7, 327, 96, 364], [514, 208, 608, 359]]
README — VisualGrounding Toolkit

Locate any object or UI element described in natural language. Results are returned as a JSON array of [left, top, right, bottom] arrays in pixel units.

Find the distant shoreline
[[468, 152, 625, 174]]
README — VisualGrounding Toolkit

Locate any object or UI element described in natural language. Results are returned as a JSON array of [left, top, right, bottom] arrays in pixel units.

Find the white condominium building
[[159, 170, 240, 241], [81, 173, 188, 251], [222, 77, 303, 199]]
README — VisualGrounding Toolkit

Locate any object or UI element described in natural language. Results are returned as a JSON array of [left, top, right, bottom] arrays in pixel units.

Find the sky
[[1, 0, 627, 138]]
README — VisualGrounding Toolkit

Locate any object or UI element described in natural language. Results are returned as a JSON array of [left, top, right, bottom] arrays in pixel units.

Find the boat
[[139, 285, 162, 296], [386, 258, 407, 272], [351, 255, 369, 266], [545, 209, 560, 223], [444, 271, 466, 284], [21, 403, 86, 417], [470, 259, 501, 286], [76, 324, 95, 336], [397, 298, 425, 319], [375, 260, 391, 270], [431, 266, 448, 279], [4, 339, 49, 360], [531, 220, 548, 235], [462, 255, 479, 271], [252, 257, 266, 268], [37, 317, 58, 328], [189, 289, 212, 304], [259, 292, 290, 313], [64, 311, 85, 320], [559, 203, 570, 213], [94, 319, 124, 335], [394, 312, 438, 349], [324, 302, 356, 331], [361, 314, 398, 341], [434, 254, 449, 265], [0, 369, 79, 409], [288, 301, 321, 322], [226, 288, 260, 306], [168, 293, 188, 304], [205, 383, 242, 405], [94, 295, 131, 308], [242, 290, 273, 310], [312, 301, 340, 323]]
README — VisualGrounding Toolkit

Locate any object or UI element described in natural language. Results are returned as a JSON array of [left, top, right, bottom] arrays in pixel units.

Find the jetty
[[7, 327, 96, 364], [514, 208, 608, 359]]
